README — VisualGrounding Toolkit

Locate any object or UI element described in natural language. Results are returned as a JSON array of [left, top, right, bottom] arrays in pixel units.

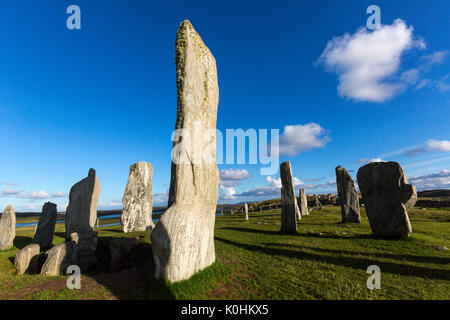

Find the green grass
[[1, 206, 449, 299]]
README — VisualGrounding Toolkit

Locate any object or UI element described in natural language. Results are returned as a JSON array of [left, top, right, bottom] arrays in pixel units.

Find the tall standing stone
[[0, 205, 15, 251], [151, 20, 220, 283], [65, 169, 100, 271], [357, 161, 417, 238], [335, 165, 360, 223], [121, 162, 154, 233], [280, 161, 299, 233], [33, 202, 57, 249], [299, 188, 309, 217], [244, 203, 248, 220]]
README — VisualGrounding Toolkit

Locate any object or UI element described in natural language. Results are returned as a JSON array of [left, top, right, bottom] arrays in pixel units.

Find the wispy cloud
[[402, 139, 450, 157], [219, 169, 252, 187], [51, 191, 68, 198], [355, 158, 385, 165], [408, 169, 450, 190], [0, 181, 18, 186], [17, 190, 50, 199]]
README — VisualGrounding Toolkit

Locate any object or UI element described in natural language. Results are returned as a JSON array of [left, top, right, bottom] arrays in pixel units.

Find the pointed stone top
[[88, 168, 96, 176], [4, 205, 14, 212]]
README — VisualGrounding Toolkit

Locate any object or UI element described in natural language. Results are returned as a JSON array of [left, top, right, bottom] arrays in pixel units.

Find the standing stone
[[244, 203, 249, 220], [41, 234, 78, 276], [33, 202, 57, 250], [121, 162, 154, 233], [150, 20, 220, 283], [335, 165, 360, 223], [65, 169, 100, 271], [314, 195, 323, 210], [15, 244, 40, 275], [299, 188, 309, 217], [357, 161, 417, 238], [0, 205, 15, 251], [280, 161, 299, 233]]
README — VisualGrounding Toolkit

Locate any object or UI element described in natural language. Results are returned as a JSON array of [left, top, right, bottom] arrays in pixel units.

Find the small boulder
[[15, 244, 40, 275], [41, 235, 78, 276]]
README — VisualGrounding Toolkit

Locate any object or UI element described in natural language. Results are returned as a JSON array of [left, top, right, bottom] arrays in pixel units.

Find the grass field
[[0, 206, 449, 300]]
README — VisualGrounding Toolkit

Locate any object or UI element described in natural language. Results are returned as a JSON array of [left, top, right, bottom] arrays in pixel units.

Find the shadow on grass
[[299, 233, 373, 240], [214, 236, 450, 281], [13, 236, 33, 250], [263, 243, 450, 265]]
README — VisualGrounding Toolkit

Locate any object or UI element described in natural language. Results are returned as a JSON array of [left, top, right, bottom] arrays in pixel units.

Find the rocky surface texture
[[299, 188, 309, 217], [280, 161, 299, 233], [151, 20, 220, 282], [357, 161, 417, 238], [121, 162, 154, 233], [41, 234, 78, 276], [32, 202, 57, 249], [335, 165, 360, 223], [15, 244, 40, 275], [65, 169, 100, 271], [0, 205, 15, 251], [244, 203, 248, 220]]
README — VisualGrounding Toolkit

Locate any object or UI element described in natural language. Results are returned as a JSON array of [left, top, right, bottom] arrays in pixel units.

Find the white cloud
[[409, 169, 450, 190], [17, 190, 49, 199], [415, 79, 431, 90], [437, 74, 450, 92], [0, 187, 21, 197], [400, 69, 420, 84], [278, 123, 330, 156], [219, 185, 237, 200], [356, 158, 385, 164], [219, 169, 252, 187], [153, 191, 169, 206], [402, 139, 450, 157], [317, 19, 425, 102], [51, 191, 67, 198], [421, 51, 448, 65]]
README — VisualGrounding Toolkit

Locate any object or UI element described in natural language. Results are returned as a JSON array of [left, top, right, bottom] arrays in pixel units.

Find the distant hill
[[417, 189, 450, 198]]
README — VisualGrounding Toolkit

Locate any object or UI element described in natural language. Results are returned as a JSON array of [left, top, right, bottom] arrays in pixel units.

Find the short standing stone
[[15, 244, 40, 275], [335, 165, 360, 223], [65, 168, 101, 271], [314, 195, 323, 210], [41, 236, 78, 276], [244, 203, 248, 220], [280, 161, 299, 233], [357, 161, 417, 238], [0, 205, 15, 251], [33, 202, 57, 250], [121, 162, 154, 233], [299, 188, 309, 217], [150, 20, 220, 283]]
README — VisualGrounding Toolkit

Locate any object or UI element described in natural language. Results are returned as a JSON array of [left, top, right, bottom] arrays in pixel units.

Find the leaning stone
[[121, 162, 154, 233], [280, 161, 299, 233], [299, 188, 309, 217], [0, 205, 15, 251], [41, 240, 77, 276], [357, 161, 417, 238], [15, 244, 40, 275], [150, 20, 220, 283], [314, 195, 323, 210], [335, 165, 360, 223], [244, 203, 248, 220], [108, 237, 140, 273], [65, 168, 101, 271], [32, 202, 57, 250]]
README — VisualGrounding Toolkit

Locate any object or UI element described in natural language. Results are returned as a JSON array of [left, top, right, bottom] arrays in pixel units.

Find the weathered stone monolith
[[299, 188, 309, 217], [41, 233, 78, 276], [0, 205, 15, 251], [121, 162, 154, 233], [150, 20, 220, 283], [335, 165, 360, 223], [357, 161, 417, 238], [244, 203, 248, 220], [15, 244, 40, 275], [280, 161, 299, 233], [32, 202, 57, 249], [65, 169, 100, 271], [314, 195, 323, 210]]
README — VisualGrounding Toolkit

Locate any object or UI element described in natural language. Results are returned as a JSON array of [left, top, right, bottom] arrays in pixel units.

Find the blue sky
[[0, 0, 449, 212]]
